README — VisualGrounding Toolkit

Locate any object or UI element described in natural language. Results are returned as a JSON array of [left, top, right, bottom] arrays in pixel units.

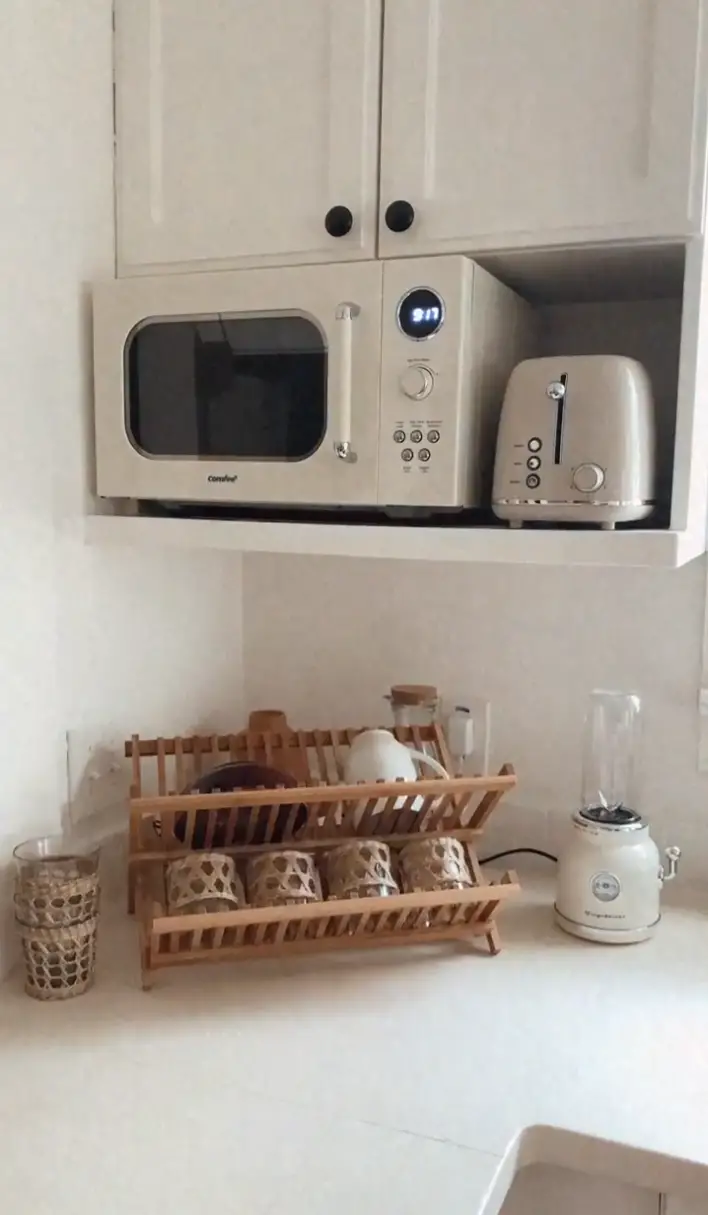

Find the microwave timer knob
[[400, 364, 434, 400], [572, 463, 606, 494]]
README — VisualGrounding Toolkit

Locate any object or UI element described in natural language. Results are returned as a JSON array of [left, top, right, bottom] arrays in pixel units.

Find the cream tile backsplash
[[243, 554, 708, 881]]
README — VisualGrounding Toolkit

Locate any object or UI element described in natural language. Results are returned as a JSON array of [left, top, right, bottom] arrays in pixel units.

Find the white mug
[[344, 729, 449, 809]]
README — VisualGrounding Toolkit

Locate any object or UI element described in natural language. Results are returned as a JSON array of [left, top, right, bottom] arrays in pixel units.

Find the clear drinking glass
[[581, 690, 642, 816]]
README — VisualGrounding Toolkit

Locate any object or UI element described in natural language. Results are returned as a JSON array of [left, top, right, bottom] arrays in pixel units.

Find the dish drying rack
[[127, 723, 520, 988]]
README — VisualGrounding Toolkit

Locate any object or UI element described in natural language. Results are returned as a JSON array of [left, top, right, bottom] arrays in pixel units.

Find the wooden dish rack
[[127, 723, 520, 988]]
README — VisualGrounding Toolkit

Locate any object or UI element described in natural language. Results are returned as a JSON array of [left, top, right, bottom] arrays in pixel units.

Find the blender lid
[[574, 805, 645, 831]]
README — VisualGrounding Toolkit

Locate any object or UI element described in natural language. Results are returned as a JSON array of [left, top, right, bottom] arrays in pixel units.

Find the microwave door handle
[[333, 302, 360, 463]]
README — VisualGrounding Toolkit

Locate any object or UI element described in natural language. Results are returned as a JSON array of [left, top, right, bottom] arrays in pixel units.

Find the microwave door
[[94, 262, 383, 506]]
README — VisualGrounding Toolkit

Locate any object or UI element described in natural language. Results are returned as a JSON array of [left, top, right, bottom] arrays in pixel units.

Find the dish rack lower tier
[[137, 859, 520, 989]]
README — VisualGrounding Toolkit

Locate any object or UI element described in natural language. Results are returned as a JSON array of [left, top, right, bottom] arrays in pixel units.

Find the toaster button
[[572, 463, 605, 494], [525, 474, 541, 490], [528, 437, 542, 452], [527, 455, 541, 471]]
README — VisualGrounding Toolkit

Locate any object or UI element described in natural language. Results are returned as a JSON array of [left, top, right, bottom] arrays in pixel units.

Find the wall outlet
[[443, 697, 491, 774]]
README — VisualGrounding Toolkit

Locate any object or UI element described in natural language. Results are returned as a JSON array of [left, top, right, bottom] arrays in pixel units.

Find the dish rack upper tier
[[126, 724, 516, 858]]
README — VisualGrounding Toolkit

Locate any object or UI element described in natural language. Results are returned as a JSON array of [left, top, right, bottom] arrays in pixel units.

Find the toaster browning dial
[[572, 463, 605, 494]]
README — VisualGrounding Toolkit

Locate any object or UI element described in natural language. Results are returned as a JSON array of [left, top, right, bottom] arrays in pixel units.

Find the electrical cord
[[479, 847, 558, 864]]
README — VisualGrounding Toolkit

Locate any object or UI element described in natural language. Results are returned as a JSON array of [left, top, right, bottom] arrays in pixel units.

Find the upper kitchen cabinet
[[379, 0, 708, 258], [114, 0, 382, 275]]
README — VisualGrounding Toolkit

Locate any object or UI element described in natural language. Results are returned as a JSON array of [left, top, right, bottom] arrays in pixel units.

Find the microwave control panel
[[379, 258, 474, 509]]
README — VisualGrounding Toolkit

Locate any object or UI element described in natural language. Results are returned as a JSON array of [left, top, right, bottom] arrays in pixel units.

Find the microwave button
[[410, 428, 423, 443], [400, 364, 434, 401], [427, 429, 440, 444], [393, 429, 406, 443], [401, 448, 414, 463], [418, 448, 431, 463]]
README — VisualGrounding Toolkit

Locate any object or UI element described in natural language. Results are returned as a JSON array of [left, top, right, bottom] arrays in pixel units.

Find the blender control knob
[[400, 364, 434, 400], [572, 463, 605, 494]]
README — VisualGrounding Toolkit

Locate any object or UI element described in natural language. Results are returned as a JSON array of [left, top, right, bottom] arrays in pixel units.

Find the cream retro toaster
[[492, 355, 656, 528]]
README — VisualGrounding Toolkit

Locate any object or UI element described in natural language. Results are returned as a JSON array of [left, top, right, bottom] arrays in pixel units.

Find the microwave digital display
[[397, 288, 444, 340]]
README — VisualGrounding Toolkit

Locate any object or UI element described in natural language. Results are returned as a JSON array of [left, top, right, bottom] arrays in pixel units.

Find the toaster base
[[493, 499, 655, 527]]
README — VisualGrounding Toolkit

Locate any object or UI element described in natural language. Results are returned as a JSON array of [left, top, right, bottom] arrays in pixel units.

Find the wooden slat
[[337, 794, 361, 835], [467, 764, 516, 829], [410, 725, 426, 759], [331, 728, 347, 781], [442, 789, 475, 829], [149, 922, 493, 969], [317, 798, 341, 837], [357, 795, 385, 836], [433, 723, 455, 773], [263, 732, 274, 767], [147, 884, 521, 936], [245, 731, 256, 761], [131, 734, 142, 797], [283, 798, 304, 838], [465, 844, 485, 886], [415, 795, 438, 833], [126, 725, 453, 759], [335, 915, 351, 937], [168, 932, 180, 954], [354, 912, 371, 935], [391, 793, 420, 835], [202, 809, 217, 850], [192, 736, 203, 778], [264, 800, 282, 843], [174, 736, 185, 793], [315, 915, 330, 940], [132, 774, 508, 814], [229, 733, 239, 762], [313, 729, 329, 783]]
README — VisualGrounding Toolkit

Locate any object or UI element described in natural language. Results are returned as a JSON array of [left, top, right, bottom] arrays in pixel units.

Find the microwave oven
[[93, 256, 532, 511]]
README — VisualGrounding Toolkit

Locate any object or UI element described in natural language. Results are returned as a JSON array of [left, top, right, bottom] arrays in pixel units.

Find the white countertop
[[2, 873, 708, 1215]]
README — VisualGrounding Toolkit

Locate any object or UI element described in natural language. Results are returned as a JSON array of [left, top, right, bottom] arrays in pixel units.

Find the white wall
[[243, 553, 708, 879], [0, 0, 244, 972]]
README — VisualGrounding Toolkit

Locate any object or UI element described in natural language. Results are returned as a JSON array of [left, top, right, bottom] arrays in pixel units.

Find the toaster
[[492, 354, 656, 528]]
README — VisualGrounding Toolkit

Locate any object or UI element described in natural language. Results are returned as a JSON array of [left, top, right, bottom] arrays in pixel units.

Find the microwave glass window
[[126, 315, 327, 460]]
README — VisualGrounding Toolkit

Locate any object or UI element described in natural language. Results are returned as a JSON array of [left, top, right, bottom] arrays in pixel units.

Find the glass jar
[[386, 684, 439, 730]]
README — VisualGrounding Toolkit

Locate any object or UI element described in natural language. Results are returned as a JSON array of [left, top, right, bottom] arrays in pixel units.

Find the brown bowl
[[175, 762, 307, 848]]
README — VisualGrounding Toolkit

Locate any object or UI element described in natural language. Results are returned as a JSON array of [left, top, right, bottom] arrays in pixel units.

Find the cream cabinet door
[[115, 0, 382, 274], [379, 0, 706, 257], [500, 1164, 659, 1215]]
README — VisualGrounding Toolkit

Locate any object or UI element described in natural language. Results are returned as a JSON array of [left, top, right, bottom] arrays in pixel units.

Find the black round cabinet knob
[[324, 205, 353, 237], [385, 199, 415, 232]]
